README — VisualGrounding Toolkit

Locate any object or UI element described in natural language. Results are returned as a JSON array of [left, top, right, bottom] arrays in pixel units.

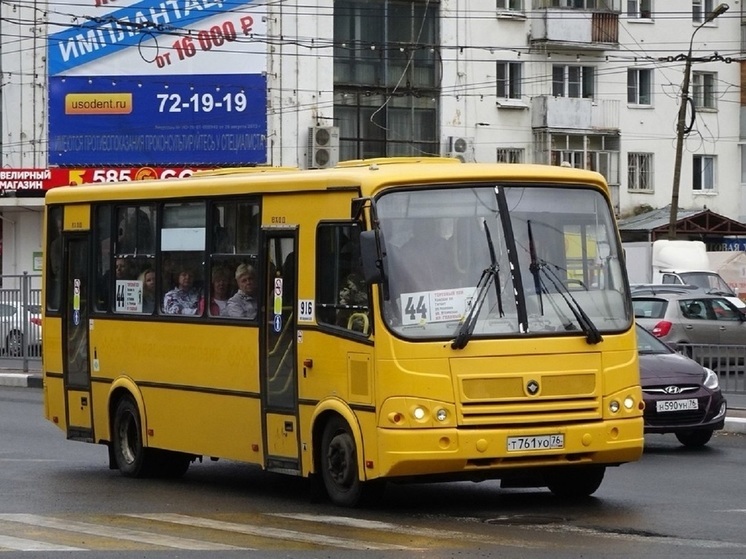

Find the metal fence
[[0, 273, 42, 371], [674, 344, 746, 395]]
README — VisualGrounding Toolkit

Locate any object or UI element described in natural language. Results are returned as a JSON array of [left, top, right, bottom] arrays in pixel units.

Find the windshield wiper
[[452, 219, 503, 350], [525, 221, 602, 345], [538, 262, 603, 345], [527, 220, 544, 315]]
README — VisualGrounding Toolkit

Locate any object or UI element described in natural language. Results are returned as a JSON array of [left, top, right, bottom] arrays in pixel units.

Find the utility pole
[[668, 3, 729, 240]]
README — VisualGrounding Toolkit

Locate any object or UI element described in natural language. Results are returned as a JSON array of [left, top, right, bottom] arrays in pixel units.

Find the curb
[[0, 372, 43, 389], [724, 417, 746, 435], [1, 372, 745, 434]]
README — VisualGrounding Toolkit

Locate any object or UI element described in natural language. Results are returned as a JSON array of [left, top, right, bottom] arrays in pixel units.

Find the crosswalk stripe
[[269, 513, 530, 547], [124, 513, 418, 551], [0, 514, 248, 551], [0, 534, 84, 552]]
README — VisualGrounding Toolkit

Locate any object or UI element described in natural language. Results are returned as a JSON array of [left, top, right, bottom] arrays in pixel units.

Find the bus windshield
[[377, 184, 629, 341]]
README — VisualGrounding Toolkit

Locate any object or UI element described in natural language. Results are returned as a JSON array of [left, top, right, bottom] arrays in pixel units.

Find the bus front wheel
[[320, 416, 364, 507], [112, 396, 154, 477], [545, 466, 605, 498]]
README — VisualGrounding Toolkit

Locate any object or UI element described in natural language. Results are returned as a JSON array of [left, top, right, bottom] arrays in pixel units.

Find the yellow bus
[[43, 158, 643, 506]]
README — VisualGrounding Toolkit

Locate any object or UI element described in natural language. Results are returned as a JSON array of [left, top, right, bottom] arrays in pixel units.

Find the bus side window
[[316, 222, 369, 335], [46, 206, 64, 312], [112, 205, 157, 314], [93, 205, 113, 312], [160, 202, 206, 316], [208, 200, 260, 318]]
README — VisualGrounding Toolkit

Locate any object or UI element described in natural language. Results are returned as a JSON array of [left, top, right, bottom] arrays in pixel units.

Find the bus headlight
[[380, 398, 455, 428], [623, 396, 635, 410], [609, 400, 620, 413]]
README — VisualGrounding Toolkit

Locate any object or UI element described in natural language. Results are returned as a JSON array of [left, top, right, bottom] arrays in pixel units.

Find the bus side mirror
[[360, 230, 385, 285]]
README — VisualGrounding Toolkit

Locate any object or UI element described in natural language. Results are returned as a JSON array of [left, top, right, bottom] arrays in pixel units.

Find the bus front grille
[[458, 398, 601, 426]]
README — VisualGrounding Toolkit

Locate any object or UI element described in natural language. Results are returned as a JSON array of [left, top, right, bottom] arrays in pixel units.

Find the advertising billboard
[[47, 0, 267, 166]]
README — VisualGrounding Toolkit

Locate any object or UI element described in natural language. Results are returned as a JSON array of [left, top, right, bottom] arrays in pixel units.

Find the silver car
[[0, 302, 42, 357], [633, 291, 746, 372]]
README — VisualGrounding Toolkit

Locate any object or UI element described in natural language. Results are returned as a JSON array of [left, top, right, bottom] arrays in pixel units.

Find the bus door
[[260, 229, 300, 473], [63, 235, 94, 441]]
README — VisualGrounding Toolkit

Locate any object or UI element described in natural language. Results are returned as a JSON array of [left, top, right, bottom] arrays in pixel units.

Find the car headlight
[[703, 367, 719, 390]]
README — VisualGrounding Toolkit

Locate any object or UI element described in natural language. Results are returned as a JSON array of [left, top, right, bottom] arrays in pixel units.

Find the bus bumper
[[374, 417, 644, 479]]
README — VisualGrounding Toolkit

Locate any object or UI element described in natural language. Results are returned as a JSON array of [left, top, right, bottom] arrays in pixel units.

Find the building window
[[692, 72, 716, 109], [627, 69, 652, 105], [693, 155, 715, 191], [548, 133, 619, 186], [496, 148, 524, 163], [497, 0, 523, 10], [627, 0, 652, 18], [628, 153, 653, 191], [334, 0, 440, 160], [552, 65, 595, 99], [692, 0, 714, 22], [496, 62, 522, 99]]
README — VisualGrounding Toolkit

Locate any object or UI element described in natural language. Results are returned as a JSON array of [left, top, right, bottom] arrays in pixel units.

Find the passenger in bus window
[[225, 263, 257, 319], [337, 271, 369, 332], [163, 267, 201, 315], [139, 268, 156, 313], [114, 258, 134, 280], [208, 266, 232, 316]]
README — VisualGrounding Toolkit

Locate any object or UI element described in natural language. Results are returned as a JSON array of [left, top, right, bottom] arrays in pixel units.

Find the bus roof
[[44, 159, 609, 205]]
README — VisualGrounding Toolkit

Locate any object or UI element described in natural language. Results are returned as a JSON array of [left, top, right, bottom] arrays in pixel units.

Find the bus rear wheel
[[112, 396, 156, 477], [546, 466, 605, 498], [320, 416, 366, 507]]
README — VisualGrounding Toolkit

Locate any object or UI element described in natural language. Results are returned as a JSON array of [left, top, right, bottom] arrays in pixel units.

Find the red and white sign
[[0, 167, 210, 195]]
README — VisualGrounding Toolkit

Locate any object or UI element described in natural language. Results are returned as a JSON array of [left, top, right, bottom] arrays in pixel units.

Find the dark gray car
[[637, 325, 726, 447]]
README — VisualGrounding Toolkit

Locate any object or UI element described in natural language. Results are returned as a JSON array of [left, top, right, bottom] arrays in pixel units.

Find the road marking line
[[124, 513, 417, 551], [0, 514, 247, 550], [0, 534, 85, 552], [269, 513, 533, 547]]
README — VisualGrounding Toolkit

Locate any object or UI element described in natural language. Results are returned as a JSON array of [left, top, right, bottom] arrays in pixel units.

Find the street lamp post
[[668, 3, 729, 240]]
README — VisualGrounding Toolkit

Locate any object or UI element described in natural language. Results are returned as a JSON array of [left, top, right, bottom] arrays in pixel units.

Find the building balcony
[[531, 96, 620, 131], [530, 9, 619, 50]]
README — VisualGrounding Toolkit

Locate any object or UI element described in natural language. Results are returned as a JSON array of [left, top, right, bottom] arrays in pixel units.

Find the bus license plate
[[656, 399, 699, 412], [507, 434, 564, 452]]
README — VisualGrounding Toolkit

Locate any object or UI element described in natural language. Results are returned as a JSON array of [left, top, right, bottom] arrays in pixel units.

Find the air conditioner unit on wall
[[445, 136, 475, 162], [307, 126, 340, 169]]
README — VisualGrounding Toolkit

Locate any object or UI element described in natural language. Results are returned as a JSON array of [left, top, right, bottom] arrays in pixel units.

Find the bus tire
[[546, 466, 605, 498], [112, 396, 155, 477], [320, 416, 364, 507]]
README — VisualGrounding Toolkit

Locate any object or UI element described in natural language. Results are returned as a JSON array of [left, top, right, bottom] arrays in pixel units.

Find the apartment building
[[0, 0, 742, 277]]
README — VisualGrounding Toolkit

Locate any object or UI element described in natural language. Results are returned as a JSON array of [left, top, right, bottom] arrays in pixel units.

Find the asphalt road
[[1, 386, 746, 558]]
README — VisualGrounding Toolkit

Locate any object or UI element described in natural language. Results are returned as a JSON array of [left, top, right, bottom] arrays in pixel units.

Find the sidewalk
[[2, 368, 745, 434]]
